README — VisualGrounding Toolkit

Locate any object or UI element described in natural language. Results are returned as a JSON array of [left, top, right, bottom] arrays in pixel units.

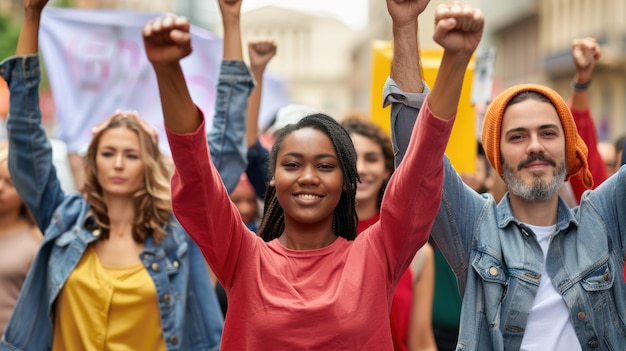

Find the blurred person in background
[[342, 116, 437, 351], [211, 2, 275, 318], [597, 141, 617, 176], [564, 37, 608, 204], [0, 141, 41, 337], [243, 37, 277, 199], [459, 142, 491, 194]]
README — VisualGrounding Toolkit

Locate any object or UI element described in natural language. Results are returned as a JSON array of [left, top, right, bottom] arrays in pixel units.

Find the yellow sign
[[370, 40, 476, 173]]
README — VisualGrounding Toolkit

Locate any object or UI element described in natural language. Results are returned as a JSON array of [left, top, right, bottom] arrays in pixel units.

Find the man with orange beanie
[[386, 37, 626, 351]]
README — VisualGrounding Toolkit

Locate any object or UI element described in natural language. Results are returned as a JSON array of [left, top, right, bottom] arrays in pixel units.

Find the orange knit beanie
[[482, 84, 593, 188]]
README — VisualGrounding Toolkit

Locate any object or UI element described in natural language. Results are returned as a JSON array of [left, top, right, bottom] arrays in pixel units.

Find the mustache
[[517, 154, 557, 171]]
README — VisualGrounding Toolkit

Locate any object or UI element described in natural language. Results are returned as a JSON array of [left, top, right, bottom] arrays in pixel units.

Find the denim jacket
[[208, 60, 255, 193], [385, 77, 626, 351], [0, 55, 226, 351]]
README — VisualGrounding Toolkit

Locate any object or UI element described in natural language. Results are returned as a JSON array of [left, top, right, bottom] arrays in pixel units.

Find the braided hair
[[257, 113, 360, 242]]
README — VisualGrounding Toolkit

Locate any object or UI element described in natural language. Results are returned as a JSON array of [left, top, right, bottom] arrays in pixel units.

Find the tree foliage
[[0, 14, 20, 61]]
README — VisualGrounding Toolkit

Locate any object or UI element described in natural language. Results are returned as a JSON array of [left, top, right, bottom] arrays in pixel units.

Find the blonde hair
[[83, 114, 172, 243]]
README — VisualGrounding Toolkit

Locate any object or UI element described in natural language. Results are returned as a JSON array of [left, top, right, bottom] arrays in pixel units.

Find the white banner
[[40, 7, 289, 155]]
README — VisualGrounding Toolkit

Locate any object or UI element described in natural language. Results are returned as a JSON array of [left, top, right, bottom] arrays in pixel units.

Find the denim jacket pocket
[[578, 258, 626, 349], [473, 251, 507, 286], [580, 258, 613, 292], [471, 250, 509, 328]]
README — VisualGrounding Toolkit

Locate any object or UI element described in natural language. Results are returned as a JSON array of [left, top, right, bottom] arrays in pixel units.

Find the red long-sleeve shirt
[[166, 99, 453, 350]]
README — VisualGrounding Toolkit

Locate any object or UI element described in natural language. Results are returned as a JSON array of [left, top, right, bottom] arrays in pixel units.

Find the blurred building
[[241, 6, 357, 120], [541, 0, 626, 141], [365, 0, 626, 141], [69, 0, 172, 11], [481, 0, 626, 141], [7, 0, 623, 139], [176, 0, 219, 32]]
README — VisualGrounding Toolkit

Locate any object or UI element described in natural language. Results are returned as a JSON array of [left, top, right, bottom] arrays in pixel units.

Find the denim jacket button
[[603, 271, 610, 281], [151, 262, 161, 272], [170, 334, 179, 345], [173, 260, 180, 268], [577, 312, 586, 320], [589, 339, 599, 348], [163, 294, 171, 304], [489, 267, 498, 276]]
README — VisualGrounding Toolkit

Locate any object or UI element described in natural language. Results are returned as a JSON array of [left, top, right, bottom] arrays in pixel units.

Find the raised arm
[[246, 38, 277, 148], [390, 1, 482, 120], [145, 14, 254, 286], [3, 0, 66, 230], [143, 16, 199, 133], [385, 0, 429, 167], [427, 3, 482, 119], [208, 0, 255, 193], [388, 0, 428, 93], [16, 0, 47, 55], [569, 38, 599, 111], [377, 0, 484, 280], [567, 38, 607, 199], [220, 0, 243, 61], [243, 39, 277, 198]]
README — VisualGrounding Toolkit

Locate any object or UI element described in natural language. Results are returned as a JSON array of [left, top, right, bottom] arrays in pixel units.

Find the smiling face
[[95, 127, 145, 198], [500, 99, 567, 201], [351, 133, 391, 208], [272, 127, 344, 227]]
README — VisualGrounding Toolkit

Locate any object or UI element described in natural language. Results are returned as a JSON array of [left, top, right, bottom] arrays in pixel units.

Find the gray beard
[[503, 160, 567, 201]]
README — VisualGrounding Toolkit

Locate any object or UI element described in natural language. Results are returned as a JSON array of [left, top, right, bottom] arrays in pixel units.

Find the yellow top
[[53, 246, 166, 351]]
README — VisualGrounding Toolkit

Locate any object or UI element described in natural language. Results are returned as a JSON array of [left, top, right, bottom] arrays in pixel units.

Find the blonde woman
[[0, 0, 223, 349]]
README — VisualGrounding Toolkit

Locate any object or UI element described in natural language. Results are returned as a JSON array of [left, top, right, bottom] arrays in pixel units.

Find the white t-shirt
[[520, 224, 581, 351]]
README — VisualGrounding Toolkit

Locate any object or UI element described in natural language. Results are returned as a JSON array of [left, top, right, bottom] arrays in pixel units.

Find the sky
[[241, 0, 369, 29]]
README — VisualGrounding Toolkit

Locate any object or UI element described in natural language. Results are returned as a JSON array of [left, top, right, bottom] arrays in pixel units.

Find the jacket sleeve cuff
[[0, 54, 40, 83], [219, 60, 256, 87], [382, 76, 430, 109]]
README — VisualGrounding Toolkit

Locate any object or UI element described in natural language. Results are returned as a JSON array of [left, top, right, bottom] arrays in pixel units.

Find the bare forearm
[[16, 9, 41, 55], [569, 90, 589, 111], [246, 68, 264, 147], [570, 72, 591, 111], [153, 63, 201, 133], [222, 19, 243, 60], [390, 22, 424, 93]]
